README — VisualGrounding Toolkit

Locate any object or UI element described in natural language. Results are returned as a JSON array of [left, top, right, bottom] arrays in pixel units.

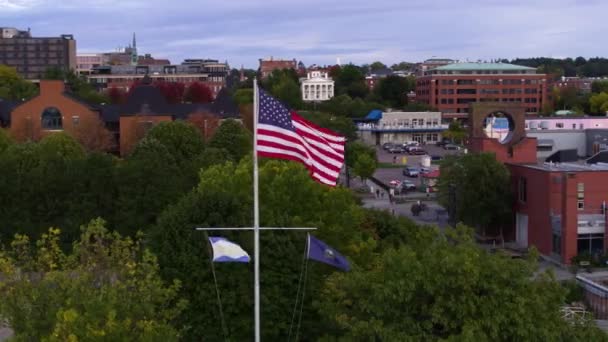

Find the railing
[[357, 124, 449, 132]]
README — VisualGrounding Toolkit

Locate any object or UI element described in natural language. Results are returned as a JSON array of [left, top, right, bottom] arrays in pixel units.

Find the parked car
[[435, 138, 451, 147], [444, 144, 459, 150], [409, 148, 427, 155], [431, 155, 443, 161], [420, 167, 431, 175], [389, 146, 406, 153], [403, 167, 420, 177], [403, 141, 419, 147], [382, 142, 394, 150], [400, 180, 417, 190]]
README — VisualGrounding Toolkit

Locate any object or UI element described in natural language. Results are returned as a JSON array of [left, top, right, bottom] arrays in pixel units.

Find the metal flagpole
[[253, 78, 261, 342]]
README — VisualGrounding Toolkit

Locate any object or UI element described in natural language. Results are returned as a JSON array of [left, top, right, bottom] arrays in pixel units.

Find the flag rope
[[294, 235, 312, 342], [204, 232, 229, 341], [287, 235, 309, 341]]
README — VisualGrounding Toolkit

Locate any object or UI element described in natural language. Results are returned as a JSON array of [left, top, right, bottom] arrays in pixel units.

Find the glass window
[[577, 233, 604, 255], [578, 183, 585, 192], [578, 200, 584, 210], [519, 177, 527, 203], [41, 107, 63, 130], [552, 233, 561, 255]]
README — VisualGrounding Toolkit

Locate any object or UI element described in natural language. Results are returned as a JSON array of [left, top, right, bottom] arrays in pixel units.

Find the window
[[552, 232, 561, 255], [577, 200, 584, 210], [41, 107, 62, 130], [518, 177, 527, 203], [577, 233, 604, 255], [556, 123, 563, 128], [577, 183, 585, 192]]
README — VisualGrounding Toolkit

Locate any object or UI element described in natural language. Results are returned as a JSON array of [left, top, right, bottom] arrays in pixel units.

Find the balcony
[[357, 123, 449, 133]]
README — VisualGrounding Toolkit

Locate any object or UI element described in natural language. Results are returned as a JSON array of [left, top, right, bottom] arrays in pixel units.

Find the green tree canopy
[[374, 75, 414, 107], [0, 218, 187, 341], [442, 120, 467, 144], [209, 119, 252, 161], [353, 153, 377, 180], [0, 64, 37, 101], [234, 88, 253, 105], [145, 120, 205, 165], [590, 92, 608, 114], [317, 225, 606, 341], [369, 61, 387, 71], [592, 80, 608, 94], [270, 73, 303, 109], [437, 153, 512, 232], [0, 128, 13, 153]]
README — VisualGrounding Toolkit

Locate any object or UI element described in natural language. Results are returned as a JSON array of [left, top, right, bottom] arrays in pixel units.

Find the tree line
[[0, 119, 606, 340]]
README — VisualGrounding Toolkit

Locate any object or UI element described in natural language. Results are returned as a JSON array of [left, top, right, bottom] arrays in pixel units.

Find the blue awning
[[365, 109, 383, 121]]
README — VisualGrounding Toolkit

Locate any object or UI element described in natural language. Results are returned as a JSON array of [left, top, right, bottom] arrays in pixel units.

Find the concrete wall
[[526, 130, 587, 158]]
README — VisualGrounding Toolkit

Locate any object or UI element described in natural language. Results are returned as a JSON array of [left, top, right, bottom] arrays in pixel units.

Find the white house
[[301, 71, 334, 102]]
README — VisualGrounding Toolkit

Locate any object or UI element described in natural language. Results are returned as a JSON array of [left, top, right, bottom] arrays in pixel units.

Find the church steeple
[[132, 32, 136, 49], [130, 32, 138, 66]]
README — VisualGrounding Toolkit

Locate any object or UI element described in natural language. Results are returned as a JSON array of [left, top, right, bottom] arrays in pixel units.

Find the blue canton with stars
[[259, 89, 295, 131]]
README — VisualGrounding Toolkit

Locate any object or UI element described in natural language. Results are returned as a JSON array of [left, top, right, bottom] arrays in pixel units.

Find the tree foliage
[[590, 92, 608, 114], [442, 120, 467, 144], [184, 81, 214, 103], [233, 88, 253, 105], [353, 152, 377, 180], [437, 153, 512, 232], [317, 225, 606, 341], [374, 75, 415, 107], [0, 218, 187, 341], [209, 119, 252, 161], [0, 65, 37, 101]]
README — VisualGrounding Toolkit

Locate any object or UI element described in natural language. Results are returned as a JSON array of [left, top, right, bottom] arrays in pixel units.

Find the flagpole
[[253, 78, 261, 342]]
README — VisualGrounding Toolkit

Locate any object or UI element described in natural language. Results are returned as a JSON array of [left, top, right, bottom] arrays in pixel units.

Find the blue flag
[[307, 234, 350, 271]]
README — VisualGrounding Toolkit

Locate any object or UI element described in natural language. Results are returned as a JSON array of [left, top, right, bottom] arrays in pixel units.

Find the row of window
[[437, 79, 540, 85]]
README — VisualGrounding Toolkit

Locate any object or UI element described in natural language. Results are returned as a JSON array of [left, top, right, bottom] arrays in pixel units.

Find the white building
[[357, 111, 448, 145], [301, 71, 334, 102]]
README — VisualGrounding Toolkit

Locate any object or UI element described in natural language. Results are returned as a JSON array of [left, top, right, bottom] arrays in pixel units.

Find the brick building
[[416, 63, 548, 119], [2, 78, 241, 155], [259, 57, 296, 79], [87, 59, 229, 97], [0, 27, 76, 80], [509, 162, 608, 265]]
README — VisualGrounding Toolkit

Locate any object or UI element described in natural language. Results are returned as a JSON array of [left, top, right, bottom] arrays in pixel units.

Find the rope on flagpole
[[294, 235, 312, 342], [203, 232, 229, 341], [287, 235, 309, 342]]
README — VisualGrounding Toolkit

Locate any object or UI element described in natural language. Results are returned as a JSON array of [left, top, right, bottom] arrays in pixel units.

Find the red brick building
[[509, 163, 608, 264], [3, 78, 241, 156], [416, 63, 548, 119], [259, 57, 296, 78]]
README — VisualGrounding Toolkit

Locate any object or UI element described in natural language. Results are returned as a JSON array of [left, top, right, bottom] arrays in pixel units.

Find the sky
[[0, 0, 606, 69]]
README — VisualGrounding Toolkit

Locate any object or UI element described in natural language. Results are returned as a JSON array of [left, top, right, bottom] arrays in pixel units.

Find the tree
[[113, 137, 184, 236], [150, 159, 375, 340], [590, 92, 608, 114], [154, 81, 185, 104], [270, 74, 303, 109], [374, 75, 414, 107], [317, 225, 606, 341], [353, 153, 376, 181], [369, 61, 387, 71], [234, 88, 253, 105], [0, 128, 13, 153], [209, 119, 252, 161], [442, 121, 467, 144], [71, 115, 115, 152], [0, 218, 187, 341], [391, 61, 414, 71], [184, 82, 214, 103], [592, 80, 608, 94], [335, 64, 368, 99], [107, 86, 126, 104], [0, 65, 37, 101], [437, 153, 512, 234], [146, 120, 205, 165]]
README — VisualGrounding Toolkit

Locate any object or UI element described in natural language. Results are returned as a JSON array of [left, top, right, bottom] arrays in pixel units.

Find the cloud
[[1, 0, 607, 68]]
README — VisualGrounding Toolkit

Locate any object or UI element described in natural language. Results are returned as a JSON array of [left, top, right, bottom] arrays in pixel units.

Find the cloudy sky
[[0, 0, 606, 68]]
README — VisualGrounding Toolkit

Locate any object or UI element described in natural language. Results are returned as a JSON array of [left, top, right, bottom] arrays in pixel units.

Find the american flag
[[256, 89, 345, 186]]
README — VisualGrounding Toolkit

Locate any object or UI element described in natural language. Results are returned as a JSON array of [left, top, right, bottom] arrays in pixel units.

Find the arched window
[[41, 107, 62, 130]]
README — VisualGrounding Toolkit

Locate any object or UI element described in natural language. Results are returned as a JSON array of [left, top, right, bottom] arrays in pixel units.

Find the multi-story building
[[509, 162, 608, 265], [365, 68, 394, 89], [87, 59, 229, 97], [415, 58, 456, 76], [357, 110, 447, 145], [416, 62, 548, 119], [0, 27, 76, 80], [300, 71, 334, 102], [259, 57, 296, 78], [550, 76, 598, 94], [76, 53, 105, 75]]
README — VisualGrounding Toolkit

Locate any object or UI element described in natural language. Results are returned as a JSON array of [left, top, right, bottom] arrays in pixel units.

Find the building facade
[[357, 111, 447, 145], [300, 71, 334, 101], [4, 78, 241, 155], [0, 27, 76, 80], [416, 63, 548, 119], [86, 60, 229, 97], [259, 57, 296, 79], [509, 163, 608, 265]]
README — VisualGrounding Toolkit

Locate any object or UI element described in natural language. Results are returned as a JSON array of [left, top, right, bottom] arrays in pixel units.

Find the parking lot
[[373, 143, 463, 189]]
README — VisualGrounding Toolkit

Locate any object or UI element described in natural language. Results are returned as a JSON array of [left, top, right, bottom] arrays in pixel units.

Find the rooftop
[[430, 62, 536, 72], [517, 161, 608, 172]]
